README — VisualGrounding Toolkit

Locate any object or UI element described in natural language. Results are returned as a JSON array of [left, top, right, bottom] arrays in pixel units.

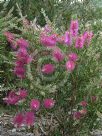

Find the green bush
[[0, 1, 102, 135], [2, 12, 102, 135]]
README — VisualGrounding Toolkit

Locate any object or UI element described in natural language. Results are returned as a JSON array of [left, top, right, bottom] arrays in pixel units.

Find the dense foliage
[[0, 0, 102, 136]]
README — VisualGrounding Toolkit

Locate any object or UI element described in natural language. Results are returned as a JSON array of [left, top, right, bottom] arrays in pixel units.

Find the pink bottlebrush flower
[[73, 111, 81, 120], [80, 101, 88, 107], [13, 113, 24, 127], [14, 66, 25, 78], [15, 60, 24, 67], [16, 49, 27, 61], [66, 60, 75, 71], [30, 99, 40, 111], [68, 53, 78, 62], [83, 31, 93, 46], [16, 38, 29, 48], [17, 89, 28, 99], [26, 55, 33, 64], [18, 54, 32, 64], [16, 48, 32, 64], [75, 36, 84, 49], [24, 112, 35, 126], [64, 31, 72, 46], [91, 96, 97, 102], [4, 31, 15, 43], [3, 91, 20, 105], [16, 50, 32, 64], [4, 31, 17, 49], [43, 98, 55, 109], [70, 20, 79, 37], [42, 64, 55, 74], [17, 47, 28, 55], [52, 48, 64, 62], [79, 109, 87, 115], [14, 48, 32, 79], [40, 34, 56, 47]]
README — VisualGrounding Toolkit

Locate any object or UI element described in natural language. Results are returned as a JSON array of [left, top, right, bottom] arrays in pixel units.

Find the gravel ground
[[0, 122, 34, 136], [0, 114, 102, 136], [1, 121, 102, 136], [90, 130, 102, 136]]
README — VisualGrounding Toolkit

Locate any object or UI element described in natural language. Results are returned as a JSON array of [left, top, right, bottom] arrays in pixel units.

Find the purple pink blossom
[[13, 113, 24, 127], [17, 47, 28, 55], [3, 88, 28, 105], [4, 31, 17, 49], [80, 101, 88, 107], [15, 60, 25, 67], [16, 49, 32, 64], [3, 91, 20, 105], [75, 35, 84, 49], [30, 99, 40, 111], [43, 98, 55, 109], [70, 20, 79, 37], [83, 31, 93, 46], [73, 111, 81, 120], [24, 112, 35, 126], [14, 39, 32, 78], [68, 53, 78, 62], [42, 64, 55, 74], [73, 109, 87, 120], [16, 38, 29, 48], [40, 33, 56, 47], [52, 48, 64, 62], [17, 89, 28, 99], [4, 31, 15, 43], [13, 111, 35, 127], [66, 60, 75, 71], [64, 31, 72, 46], [14, 66, 25, 79]]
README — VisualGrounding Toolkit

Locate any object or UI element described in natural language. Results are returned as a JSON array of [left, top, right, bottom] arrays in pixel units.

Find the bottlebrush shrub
[[3, 18, 102, 135]]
